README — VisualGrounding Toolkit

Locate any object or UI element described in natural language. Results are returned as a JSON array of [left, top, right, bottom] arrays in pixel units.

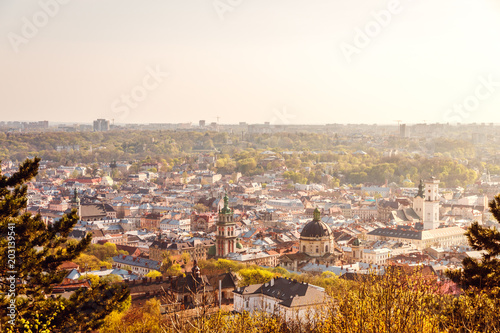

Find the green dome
[[236, 242, 243, 249]]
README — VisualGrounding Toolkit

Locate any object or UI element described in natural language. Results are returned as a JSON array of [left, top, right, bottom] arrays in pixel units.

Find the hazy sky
[[1, 0, 500, 125]]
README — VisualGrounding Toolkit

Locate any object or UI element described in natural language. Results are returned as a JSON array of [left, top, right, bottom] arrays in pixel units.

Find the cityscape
[[2, 0, 500, 332], [1, 120, 500, 331]]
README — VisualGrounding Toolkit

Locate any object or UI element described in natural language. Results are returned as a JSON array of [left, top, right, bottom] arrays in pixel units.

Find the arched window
[[325, 245, 328, 252], [303, 245, 306, 252], [316, 246, 319, 253]]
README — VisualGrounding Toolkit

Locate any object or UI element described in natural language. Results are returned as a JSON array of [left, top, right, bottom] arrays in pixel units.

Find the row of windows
[[302, 245, 329, 253], [218, 227, 234, 236]]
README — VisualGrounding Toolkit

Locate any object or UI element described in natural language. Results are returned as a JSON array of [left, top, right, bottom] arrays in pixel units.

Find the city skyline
[[2, 0, 500, 125]]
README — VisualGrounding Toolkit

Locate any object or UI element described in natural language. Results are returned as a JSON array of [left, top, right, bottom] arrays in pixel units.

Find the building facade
[[233, 277, 327, 322]]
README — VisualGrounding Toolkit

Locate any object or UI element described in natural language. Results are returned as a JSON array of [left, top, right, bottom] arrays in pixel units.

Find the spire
[[313, 208, 321, 221], [221, 193, 231, 214], [73, 189, 80, 204], [416, 179, 424, 198]]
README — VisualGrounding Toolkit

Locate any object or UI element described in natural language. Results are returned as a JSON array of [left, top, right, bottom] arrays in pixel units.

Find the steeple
[[71, 188, 81, 218], [220, 193, 232, 215], [73, 189, 80, 204], [416, 179, 424, 198], [313, 208, 321, 221]]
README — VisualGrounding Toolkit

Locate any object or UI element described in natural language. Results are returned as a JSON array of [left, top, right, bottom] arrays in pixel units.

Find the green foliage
[[269, 266, 289, 276], [145, 270, 162, 278], [98, 264, 500, 333], [78, 273, 100, 286], [440, 289, 500, 332], [102, 274, 124, 284], [446, 196, 500, 297], [238, 268, 275, 286], [164, 264, 184, 277], [74, 253, 112, 271], [198, 258, 246, 274], [320, 268, 443, 332], [100, 298, 163, 333], [283, 170, 308, 184], [84, 242, 126, 262], [193, 203, 209, 213], [181, 252, 190, 265], [0, 131, 487, 187]]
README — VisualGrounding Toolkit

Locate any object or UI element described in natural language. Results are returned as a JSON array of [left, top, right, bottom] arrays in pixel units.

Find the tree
[[74, 253, 112, 271], [78, 273, 100, 287], [238, 268, 275, 286], [159, 251, 184, 277], [0, 158, 129, 332], [193, 203, 209, 213], [146, 270, 162, 278], [446, 196, 500, 297], [181, 252, 191, 265], [84, 242, 127, 262], [100, 298, 162, 333]]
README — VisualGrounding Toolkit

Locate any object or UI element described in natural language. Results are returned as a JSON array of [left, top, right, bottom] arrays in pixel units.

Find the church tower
[[423, 177, 440, 230], [413, 179, 425, 219], [70, 189, 81, 218], [215, 194, 236, 257]]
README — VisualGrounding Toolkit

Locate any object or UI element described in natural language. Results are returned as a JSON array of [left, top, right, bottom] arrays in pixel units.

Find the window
[[325, 245, 328, 252], [316, 247, 319, 253], [303, 245, 306, 252]]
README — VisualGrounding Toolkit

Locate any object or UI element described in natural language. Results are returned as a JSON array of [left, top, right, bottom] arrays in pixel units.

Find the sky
[[1, 0, 500, 125]]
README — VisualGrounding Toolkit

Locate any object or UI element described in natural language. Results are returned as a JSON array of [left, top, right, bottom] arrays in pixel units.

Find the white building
[[423, 178, 440, 230], [362, 248, 392, 265], [266, 199, 304, 211], [160, 218, 191, 232], [367, 226, 467, 250], [226, 250, 279, 267], [233, 277, 327, 322], [112, 255, 161, 277]]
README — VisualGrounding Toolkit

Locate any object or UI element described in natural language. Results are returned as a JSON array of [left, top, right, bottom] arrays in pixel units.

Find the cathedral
[[280, 208, 343, 272]]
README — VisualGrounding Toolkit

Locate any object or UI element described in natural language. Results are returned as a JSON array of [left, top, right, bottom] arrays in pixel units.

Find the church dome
[[300, 208, 332, 238], [300, 220, 332, 238]]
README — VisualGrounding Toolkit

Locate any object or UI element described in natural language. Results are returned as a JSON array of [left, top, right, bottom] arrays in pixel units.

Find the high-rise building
[[423, 177, 440, 230], [400, 124, 408, 137], [215, 194, 236, 257], [199, 120, 206, 127], [93, 119, 110, 132]]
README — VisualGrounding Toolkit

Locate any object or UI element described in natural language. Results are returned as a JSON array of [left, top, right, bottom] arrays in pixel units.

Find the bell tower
[[423, 177, 440, 230], [215, 194, 236, 257], [70, 189, 81, 218]]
